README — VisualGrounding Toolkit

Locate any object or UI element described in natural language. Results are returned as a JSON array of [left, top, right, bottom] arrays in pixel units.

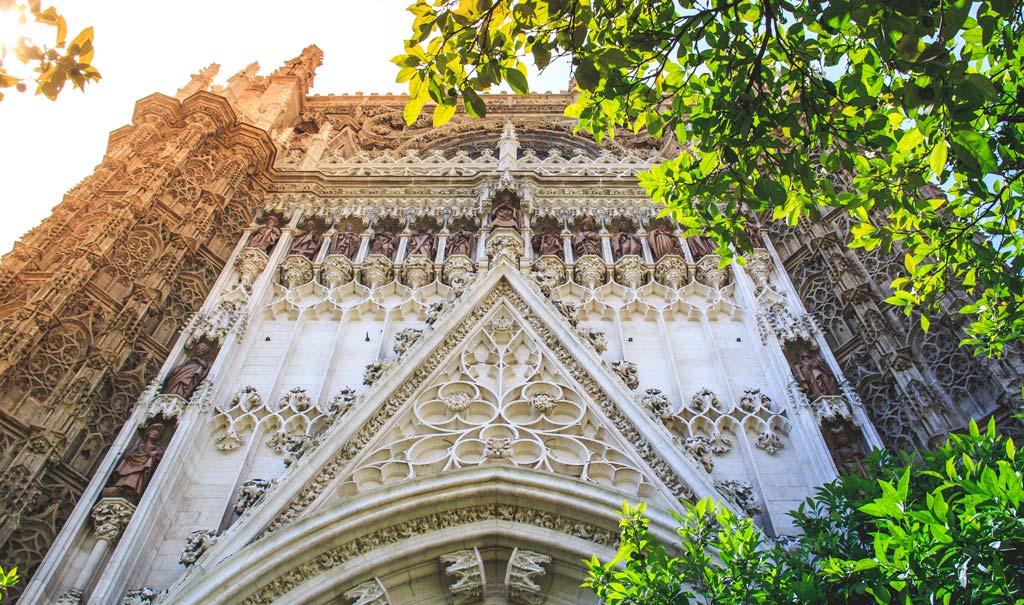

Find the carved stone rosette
[[578, 327, 608, 354], [401, 254, 434, 288], [320, 254, 354, 288], [610, 360, 639, 389], [90, 497, 137, 543], [393, 328, 424, 356], [654, 254, 687, 288], [614, 255, 647, 288], [695, 254, 727, 289], [119, 587, 163, 605], [279, 254, 314, 289], [714, 479, 762, 515], [442, 255, 477, 293], [234, 478, 273, 516], [361, 255, 394, 288], [485, 227, 525, 262], [235, 247, 269, 291], [574, 255, 607, 289], [179, 529, 218, 567]]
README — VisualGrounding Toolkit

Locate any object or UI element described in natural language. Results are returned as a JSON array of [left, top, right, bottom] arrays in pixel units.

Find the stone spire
[[270, 45, 324, 94], [175, 63, 220, 100], [497, 119, 519, 174]]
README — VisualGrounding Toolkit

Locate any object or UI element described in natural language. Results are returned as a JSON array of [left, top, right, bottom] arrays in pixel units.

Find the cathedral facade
[[1, 47, 1020, 604]]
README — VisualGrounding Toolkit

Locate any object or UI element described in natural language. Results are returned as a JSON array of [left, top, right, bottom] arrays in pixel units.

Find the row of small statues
[[246, 215, 727, 263]]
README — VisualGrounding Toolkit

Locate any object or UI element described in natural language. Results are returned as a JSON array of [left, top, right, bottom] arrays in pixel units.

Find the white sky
[[0, 1, 570, 255]]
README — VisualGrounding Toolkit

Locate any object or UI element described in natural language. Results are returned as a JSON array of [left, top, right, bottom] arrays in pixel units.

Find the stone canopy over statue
[[103, 422, 166, 502], [489, 191, 520, 230], [163, 342, 212, 399]]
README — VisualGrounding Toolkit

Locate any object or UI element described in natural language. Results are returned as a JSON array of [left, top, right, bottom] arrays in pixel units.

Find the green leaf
[[505, 68, 529, 94], [929, 140, 948, 177], [952, 129, 997, 174], [574, 60, 600, 91], [433, 99, 457, 126], [462, 87, 487, 118]]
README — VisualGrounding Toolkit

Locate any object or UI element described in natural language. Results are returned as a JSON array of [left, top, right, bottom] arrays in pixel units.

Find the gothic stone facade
[[0, 47, 1019, 604]]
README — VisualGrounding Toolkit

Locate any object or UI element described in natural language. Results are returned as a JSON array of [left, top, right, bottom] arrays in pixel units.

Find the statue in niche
[[611, 222, 642, 258], [572, 216, 602, 257], [687, 233, 717, 259], [828, 423, 867, 477], [289, 221, 322, 259], [247, 216, 282, 254], [446, 226, 477, 257], [791, 349, 839, 399], [532, 231, 563, 257], [163, 342, 212, 399], [489, 191, 520, 229], [370, 229, 399, 258], [104, 422, 166, 502], [330, 223, 361, 259], [406, 228, 436, 258], [648, 225, 681, 259]]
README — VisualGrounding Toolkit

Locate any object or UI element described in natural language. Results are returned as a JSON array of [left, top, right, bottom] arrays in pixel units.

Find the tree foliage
[[0, 0, 99, 101], [395, 0, 1024, 357], [584, 419, 1024, 605], [0, 565, 17, 602]]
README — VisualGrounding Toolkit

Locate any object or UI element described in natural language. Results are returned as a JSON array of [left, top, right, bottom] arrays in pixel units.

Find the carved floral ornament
[[340, 308, 657, 498], [265, 281, 702, 533]]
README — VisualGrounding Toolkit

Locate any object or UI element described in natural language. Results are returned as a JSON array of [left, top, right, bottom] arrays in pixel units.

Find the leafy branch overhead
[[394, 0, 1024, 357], [0, 1, 100, 101], [587, 420, 1023, 605]]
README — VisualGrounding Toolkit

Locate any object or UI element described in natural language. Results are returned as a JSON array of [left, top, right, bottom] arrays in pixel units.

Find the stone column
[[53, 498, 135, 604]]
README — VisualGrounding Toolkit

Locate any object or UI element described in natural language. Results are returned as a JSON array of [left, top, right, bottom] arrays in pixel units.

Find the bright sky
[[0, 1, 570, 255]]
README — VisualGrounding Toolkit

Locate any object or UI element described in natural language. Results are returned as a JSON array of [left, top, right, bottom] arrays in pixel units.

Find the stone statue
[[829, 423, 866, 477], [446, 226, 477, 257], [289, 222, 322, 258], [532, 231, 563, 257], [791, 350, 838, 398], [330, 223, 361, 259], [572, 217, 602, 257], [647, 226, 680, 259], [489, 192, 520, 229], [247, 216, 281, 254], [687, 233, 717, 259], [163, 342, 212, 399], [611, 222, 642, 258], [105, 422, 166, 501], [370, 229, 399, 258], [406, 228, 436, 258]]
